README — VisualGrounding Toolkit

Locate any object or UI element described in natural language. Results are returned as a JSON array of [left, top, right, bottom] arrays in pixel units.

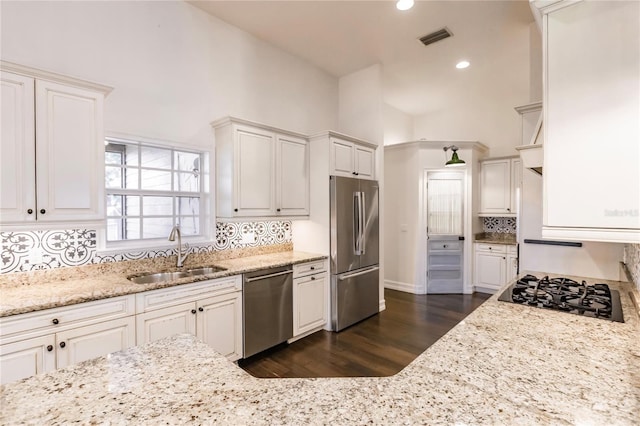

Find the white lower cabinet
[[474, 243, 517, 293], [0, 295, 136, 384], [197, 292, 243, 360], [292, 260, 328, 339], [135, 276, 243, 362], [0, 335, 55, 384]]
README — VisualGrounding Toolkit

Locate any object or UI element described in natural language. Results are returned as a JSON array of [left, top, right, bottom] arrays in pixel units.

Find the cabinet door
[[330, 138, 355, 177], [474, 252, 506, 290], [293, 272, 328, 337], [35, 80, 105, 222], [354, 145, 375, 180], [56, 316, 135, 369], [277, 134, 309, 216], [0, 72, 35, 223], [234, 125, 275, 216], [136, 302, 197, 346], [544, 1, 640, 237], [480, 159, 511, 214], [510, 159, 521, 215], [196, 292, 242, 361], [0, 335, 55, 384]]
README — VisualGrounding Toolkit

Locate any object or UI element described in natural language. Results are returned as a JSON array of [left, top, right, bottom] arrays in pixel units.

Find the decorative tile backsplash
[[624, 243, 640, 292], [1, 221, 292, 274], [482, 217, 517, 234]]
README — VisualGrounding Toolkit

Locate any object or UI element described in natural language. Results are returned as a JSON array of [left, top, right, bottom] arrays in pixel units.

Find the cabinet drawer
[[136, 275, 242, 313], [475, 243, 507, 254], [293, 260, 327, 278], [0, 295, 135, 341], [429, 240, 462, 251], [507, 245, 517, 255]]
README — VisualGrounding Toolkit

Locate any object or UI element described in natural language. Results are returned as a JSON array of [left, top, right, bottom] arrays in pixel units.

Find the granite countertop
[[474, 232, 517, 245], [1, 272, 638, 424], [0, 250, 326, 318]]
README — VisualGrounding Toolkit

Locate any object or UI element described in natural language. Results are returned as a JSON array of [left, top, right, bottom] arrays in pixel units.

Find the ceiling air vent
[[419, 28, 452, 47]]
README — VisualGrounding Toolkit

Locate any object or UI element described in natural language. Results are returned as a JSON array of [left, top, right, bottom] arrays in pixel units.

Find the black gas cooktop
[[498, 274, 624, 323]]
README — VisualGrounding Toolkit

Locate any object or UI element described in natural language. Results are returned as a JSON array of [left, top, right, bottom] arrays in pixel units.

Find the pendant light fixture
[[396, 0, 414, 11], [443, 145, 465, 167]]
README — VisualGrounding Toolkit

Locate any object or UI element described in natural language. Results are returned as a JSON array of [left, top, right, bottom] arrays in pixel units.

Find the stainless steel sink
[[127, 265, 226, 284]]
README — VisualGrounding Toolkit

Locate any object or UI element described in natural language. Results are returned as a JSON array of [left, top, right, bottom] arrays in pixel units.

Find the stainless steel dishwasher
[[242, 265, 293, 358]]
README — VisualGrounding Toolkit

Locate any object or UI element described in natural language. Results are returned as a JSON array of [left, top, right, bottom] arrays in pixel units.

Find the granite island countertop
[[0, 250, 326, 317], [2, 272, 638, 425]]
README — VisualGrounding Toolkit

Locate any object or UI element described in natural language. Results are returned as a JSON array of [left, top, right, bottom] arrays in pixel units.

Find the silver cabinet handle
[[338, 266, 379, 281], [245, 270, 292, 283]]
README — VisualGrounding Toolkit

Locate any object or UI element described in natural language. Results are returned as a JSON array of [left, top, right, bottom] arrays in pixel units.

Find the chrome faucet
[[168, 225, 189, 268]]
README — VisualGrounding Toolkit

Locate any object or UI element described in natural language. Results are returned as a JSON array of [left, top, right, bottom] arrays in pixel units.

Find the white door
[[234, 125, 275, 216], [426, 171, 464, 294], [35, 79, 105, 222], [0, 72, 36, 223], [56, 316, 135, 369], [0, 335, 56, 384], [330, 138, 354, 177], [277, 134, 309, 216], [293, 272, 327, 336], [136, 302, 197, 346], [196, 292, 242, 361]]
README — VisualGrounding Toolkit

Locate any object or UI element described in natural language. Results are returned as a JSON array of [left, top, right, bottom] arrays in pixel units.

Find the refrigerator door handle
[[354, 192, 362, 255], [359, 191, 366, 255], [338, 265, 380, 281]]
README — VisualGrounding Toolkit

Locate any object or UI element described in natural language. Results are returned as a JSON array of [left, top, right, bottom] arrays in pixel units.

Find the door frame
[[417, 168, 474, 295]]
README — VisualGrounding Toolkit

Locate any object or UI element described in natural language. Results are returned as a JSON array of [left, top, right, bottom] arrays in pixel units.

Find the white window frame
[[99, 134, 213, 252]]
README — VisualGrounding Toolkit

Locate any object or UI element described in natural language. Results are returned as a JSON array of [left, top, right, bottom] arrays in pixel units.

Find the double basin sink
[[127, 265, 227, 284]]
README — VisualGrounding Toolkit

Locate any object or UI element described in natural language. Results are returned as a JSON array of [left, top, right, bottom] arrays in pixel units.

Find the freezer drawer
[[331, 266, 379, 331]]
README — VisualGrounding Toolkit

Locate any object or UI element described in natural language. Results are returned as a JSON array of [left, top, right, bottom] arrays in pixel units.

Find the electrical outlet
[[29, 247, 44, 265], [241, 231, 256, 244]]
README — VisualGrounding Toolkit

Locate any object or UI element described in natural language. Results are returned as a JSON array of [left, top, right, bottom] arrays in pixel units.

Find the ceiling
[[189, 0, 535, 116]]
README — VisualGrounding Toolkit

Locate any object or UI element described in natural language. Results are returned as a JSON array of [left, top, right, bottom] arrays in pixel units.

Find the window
[[105, 137, 205, 243]]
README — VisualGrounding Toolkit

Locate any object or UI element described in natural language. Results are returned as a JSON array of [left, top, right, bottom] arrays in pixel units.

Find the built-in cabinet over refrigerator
[[330, 176, 380, 331]]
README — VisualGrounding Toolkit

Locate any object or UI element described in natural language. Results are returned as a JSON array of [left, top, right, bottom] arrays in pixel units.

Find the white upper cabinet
[[213, 117, 309, 218], [479, 158, 520, 217], [1, 71, 35, 223], [0, 62, 112, 227], [539, 0, 640, 243], [277, 134, 309, 216], [329, 136, 376, 180]]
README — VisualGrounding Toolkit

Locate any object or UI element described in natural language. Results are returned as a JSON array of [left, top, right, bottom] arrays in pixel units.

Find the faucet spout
[[168, 225, 188, 268]]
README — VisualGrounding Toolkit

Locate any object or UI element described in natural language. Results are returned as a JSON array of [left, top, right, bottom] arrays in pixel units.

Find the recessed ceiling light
[[456, 60, 470, 69], [396, 0, 414, 11]]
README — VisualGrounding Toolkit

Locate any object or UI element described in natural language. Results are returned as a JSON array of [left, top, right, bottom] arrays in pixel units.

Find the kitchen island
[[1, 273, 638, 424]]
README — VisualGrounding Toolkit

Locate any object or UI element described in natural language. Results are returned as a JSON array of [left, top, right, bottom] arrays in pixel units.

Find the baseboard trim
[[384, 279, 416, 293], [379, 299, 386, 312]]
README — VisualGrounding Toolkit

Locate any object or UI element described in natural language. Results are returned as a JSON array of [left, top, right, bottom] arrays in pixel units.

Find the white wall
[[0, 1, 338, 148], [383, 103, 413, 146], [338, 64, 383, 146], [411, 24, 531, 158], [529, 22, 543, 102]]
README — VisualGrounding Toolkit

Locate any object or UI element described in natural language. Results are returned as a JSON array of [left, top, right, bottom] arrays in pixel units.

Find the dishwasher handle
[[245, 269, 292, 283]]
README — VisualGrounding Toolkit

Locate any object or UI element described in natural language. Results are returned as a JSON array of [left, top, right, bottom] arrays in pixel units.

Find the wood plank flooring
[[238, 289, 491, 378]]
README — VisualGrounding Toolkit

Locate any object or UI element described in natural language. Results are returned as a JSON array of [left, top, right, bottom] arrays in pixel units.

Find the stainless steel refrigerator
[[330, 176, 380, 331]]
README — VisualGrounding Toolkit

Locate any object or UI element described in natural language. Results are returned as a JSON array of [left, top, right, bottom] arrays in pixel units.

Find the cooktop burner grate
[[498, 274, 624, 322]]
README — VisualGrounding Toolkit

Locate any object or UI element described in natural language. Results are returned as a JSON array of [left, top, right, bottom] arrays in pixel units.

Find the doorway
[[425, 171, 465, 294]]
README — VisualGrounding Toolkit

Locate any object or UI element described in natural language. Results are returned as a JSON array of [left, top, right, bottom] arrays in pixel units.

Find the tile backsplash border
[[482, 217, 517, 234], [1, 221, 292, 274]]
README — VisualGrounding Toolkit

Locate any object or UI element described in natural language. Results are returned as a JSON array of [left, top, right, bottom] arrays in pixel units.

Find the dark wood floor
[[238, 289, 491, 378]]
